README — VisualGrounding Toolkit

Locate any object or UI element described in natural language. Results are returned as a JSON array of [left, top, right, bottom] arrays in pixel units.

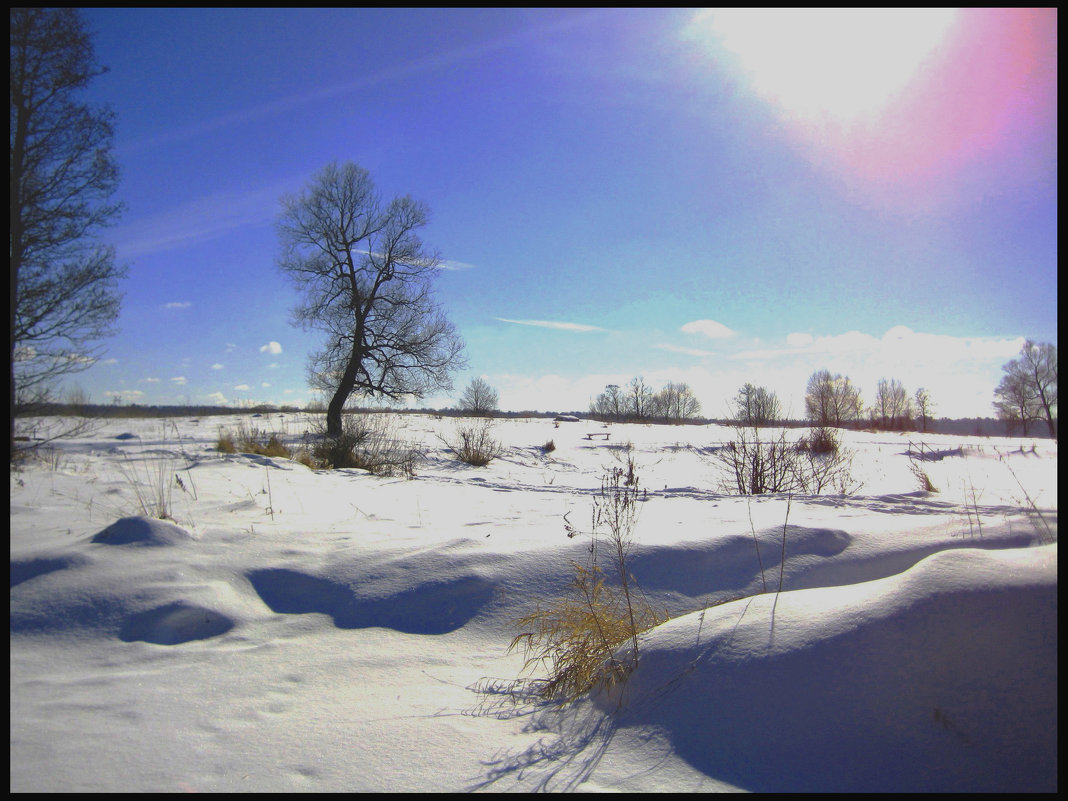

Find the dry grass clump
[[216, 422, 292, 459], [510, 451, 665, 703], [542, 439, 556, 453], [511, 562, 664, 701]]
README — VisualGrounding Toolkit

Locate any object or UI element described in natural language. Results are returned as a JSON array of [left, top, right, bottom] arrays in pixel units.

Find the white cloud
[[105, 389, 144, 402], [681, 319, 736, 338], [164, 301, 191, 309], [261, 382, 271, 388], [786, 332, 814, 347], [170, 376, 187, 386], [438, 259, 476, 271], [211, 363, 224, 370], [654, 343, 715, 357], [234, 384, 250, 392], [260, 341, 283, 354], [495, 318, 604, 333], [141, 377, 160, 384], [206, 392, 228, 405]]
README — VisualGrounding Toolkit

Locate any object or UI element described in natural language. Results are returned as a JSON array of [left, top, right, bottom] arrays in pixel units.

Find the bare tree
[[458, 376, 499, 416], [277, 162, 465, 438], [590, 383, 625, 421], [10, 8, 126, 452], [914, 387, 933, 433], [626, 376, 654, 421], [653, 381, 702, 422], [873, 378, 912, 430], [994, 341, 1057, 438], [805, 370, 862, 428], [733, 382, 781, 427]]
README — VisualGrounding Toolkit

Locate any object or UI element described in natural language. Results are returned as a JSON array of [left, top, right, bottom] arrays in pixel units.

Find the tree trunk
[[325, 343, 363, 438]]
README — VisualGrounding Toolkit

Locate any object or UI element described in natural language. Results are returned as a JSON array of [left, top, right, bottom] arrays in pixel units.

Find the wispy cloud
[[655, 343, 715, 357], [438, 259, 476, 271], [112, 177, 300, 259], [495, 317, 605, 332], [170, 376, 187, 386], [164, 301, 192, 309]]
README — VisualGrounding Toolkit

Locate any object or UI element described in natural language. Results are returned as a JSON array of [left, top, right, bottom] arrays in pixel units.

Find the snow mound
[[90, 516, 194, 547], [607, 544, 1057, 792], [119, 602, 235, 645]]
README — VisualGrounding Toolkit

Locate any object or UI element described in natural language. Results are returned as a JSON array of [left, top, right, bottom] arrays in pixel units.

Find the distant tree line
[[588, 377, 702, 423]]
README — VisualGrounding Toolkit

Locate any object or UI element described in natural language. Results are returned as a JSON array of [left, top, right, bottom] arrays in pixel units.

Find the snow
[[10, 413, 1057, 791]]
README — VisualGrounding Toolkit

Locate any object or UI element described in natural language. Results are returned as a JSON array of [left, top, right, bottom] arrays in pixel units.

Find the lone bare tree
[[458, 376, 499, 416], [914, 387, 933, 433], [277, 162, 466, 438], [10, 8, 125, 451], [994, 340, 1057, 438]]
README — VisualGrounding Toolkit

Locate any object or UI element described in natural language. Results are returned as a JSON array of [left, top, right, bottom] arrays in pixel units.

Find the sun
[[690, 8, 958, 126]]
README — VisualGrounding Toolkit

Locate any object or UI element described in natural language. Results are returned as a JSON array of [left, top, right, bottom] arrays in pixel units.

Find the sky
[[67, 8, 1057, 418]]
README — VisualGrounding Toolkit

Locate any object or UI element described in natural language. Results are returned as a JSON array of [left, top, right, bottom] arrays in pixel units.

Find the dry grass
[[510, 451, 665, 704], [511, 562, 665, 702]]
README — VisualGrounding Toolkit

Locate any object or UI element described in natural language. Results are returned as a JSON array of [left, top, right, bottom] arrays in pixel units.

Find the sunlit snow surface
[[10, 413, 1056, 791]]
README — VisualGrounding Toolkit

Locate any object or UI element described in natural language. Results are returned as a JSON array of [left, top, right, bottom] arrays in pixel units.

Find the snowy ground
[[10, 413, 1057, 792]]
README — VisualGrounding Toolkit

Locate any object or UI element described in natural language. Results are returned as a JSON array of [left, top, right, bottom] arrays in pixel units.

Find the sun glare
[[694, 9, 958, 126]]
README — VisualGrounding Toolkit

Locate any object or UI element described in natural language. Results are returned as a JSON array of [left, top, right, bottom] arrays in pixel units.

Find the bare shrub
[[439, 418, 505, 466], [311, 413, 420, 476], [716, 427, 858, 496], [716, 428, 799, 495]]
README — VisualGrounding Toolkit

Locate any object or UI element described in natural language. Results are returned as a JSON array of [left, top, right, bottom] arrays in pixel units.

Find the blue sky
[[71, 8, 1056, 418]]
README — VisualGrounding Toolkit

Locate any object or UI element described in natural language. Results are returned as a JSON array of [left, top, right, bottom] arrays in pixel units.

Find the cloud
[[164, 301, 192, 309], [105, 390, 144, 402], [233, 384, 250, 392], [211, 363, 224, 370], [438, 259, 476, 271], [141, 377, 160, 384], [787, 332, 814, 347], [170, 376, 187, 386], [681, 320, 736, 338], [111, 177, 299, 259], [260, 341, 283, 354], [654, 343, 715, 357], [206, 392, 228, 405], [495, 317, 604, 332]]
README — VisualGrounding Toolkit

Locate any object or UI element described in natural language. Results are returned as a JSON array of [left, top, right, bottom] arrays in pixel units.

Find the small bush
[[440, 418, 505, 466], [310, 413, 419, 476], [543, 439, 556, 453], [797, 426, 839, 454]]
